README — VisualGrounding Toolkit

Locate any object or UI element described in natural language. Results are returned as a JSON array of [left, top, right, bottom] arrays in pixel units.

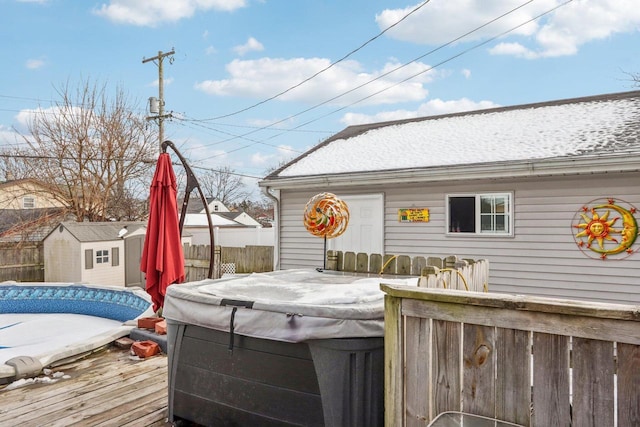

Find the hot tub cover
[[163, 269, 418, 342]]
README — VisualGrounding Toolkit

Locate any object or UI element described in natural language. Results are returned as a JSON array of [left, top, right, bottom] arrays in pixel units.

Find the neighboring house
[[217, 211, 262, 227], [43, 221, 146, 287], [185, 197, 230, 214], [181, 197, 272, 246], [0, 178, 69, 242], [0, 178, 65, 210], [260, 90, 640, 304]]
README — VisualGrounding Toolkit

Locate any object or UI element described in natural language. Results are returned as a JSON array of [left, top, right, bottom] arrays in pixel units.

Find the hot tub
[[0, 282, 153, 385], [163, 269, 418, 427]]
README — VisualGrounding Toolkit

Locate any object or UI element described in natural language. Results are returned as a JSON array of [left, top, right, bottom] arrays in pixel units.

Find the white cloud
[[488, 42, 538, 59], [233, 37, 264, 56], [147, 77, 174, 87], [461, 69, 471, 79], [194, 57, 436, 107], [251, 151, 270, 165], [205, 46, 217, 55], [340, 98, 500, 126], [25, 59, 45, 69], [0, 125, 22, 148], [93, 0, 246, 27], [249, 145, 300, 172], [376, 1, 542, 45], [377, 0, 640, 59]]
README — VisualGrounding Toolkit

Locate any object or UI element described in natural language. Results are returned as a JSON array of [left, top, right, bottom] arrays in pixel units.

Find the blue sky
[[1, 0, 639, 196]]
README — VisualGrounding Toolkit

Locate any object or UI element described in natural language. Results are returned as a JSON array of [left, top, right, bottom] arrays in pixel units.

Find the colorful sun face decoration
[[573, 198, 639, 260], [303, 192, 349, 239]]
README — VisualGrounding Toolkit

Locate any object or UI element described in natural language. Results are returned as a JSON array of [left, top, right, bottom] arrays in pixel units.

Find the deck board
[[0, 345, 171, 427]]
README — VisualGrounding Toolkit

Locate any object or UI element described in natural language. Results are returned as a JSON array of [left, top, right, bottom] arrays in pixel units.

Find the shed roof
[[52, 221, 147, 243], [261, 91, 640, 188]]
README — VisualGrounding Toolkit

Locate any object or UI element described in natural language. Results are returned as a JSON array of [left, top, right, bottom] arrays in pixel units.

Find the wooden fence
[[0, 242, 43, 282], [0, 243, 272, 284], [382, 284, 640, 427], [183, 244, 273, 282], [326, 251, 489, 292]]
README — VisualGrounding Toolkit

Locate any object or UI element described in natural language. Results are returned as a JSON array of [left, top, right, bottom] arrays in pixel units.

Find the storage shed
[[259, 91, 640, 304], [44, 221, 146, 287]]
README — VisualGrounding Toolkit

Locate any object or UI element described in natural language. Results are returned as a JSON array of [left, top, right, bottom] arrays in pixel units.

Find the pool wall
[[0, 283, 153, 385]]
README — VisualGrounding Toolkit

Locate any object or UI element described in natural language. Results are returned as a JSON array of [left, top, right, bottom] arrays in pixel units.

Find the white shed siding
[[44, 228, 81, 282], [278, 172, 640, 304], [80, 241, 125, 286]]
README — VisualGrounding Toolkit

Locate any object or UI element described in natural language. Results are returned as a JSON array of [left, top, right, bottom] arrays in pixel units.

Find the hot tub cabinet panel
[[167, 323, 385, 427], [168, 321, 325, 426], [163, 270, 413, 427]]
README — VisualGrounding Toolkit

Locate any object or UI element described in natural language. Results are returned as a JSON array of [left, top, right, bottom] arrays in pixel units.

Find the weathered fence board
[[572, 338, 615, 427], [382, 285, 640, 427], [183, 244, 273, 281], [0, 242, 43, 282], [462, 324, 495, 417], [326, 251, 489, 292], [495, 328, 530, 425]]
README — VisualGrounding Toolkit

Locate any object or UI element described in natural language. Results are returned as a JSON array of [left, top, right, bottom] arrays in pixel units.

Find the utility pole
[[143, 49, 175, 152]]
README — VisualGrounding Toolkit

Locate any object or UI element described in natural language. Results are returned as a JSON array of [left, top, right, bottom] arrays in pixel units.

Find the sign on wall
[[398, 208, 430, 223]]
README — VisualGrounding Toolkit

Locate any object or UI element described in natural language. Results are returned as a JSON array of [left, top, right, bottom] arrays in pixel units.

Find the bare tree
[[198, 166, 250, 206], [4, 78, 157, 221]]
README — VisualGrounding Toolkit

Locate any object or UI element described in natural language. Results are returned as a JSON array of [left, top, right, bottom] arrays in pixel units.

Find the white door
[[328, 193, 384, 255]]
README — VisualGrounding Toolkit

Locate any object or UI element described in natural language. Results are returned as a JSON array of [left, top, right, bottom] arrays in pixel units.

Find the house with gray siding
[[259, 90, 640, 304]]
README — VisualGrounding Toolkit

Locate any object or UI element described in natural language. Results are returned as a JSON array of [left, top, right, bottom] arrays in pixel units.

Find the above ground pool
[[163, 269, 419, 427], [0, 282, 153, 385]]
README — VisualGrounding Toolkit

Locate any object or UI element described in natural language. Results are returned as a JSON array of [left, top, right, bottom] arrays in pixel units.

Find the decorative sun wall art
[[572, 198, 639, 260]]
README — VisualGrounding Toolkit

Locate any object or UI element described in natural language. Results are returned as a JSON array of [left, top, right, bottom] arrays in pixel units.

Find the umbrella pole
[[162, 140, 216, 279]]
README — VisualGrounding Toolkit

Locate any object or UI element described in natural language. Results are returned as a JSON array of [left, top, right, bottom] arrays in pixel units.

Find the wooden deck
[[0, 345, 172, 427]]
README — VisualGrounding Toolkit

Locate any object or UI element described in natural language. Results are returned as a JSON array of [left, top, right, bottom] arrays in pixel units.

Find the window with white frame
[[447, 193, 513, 235], [22, 196, 35, 209], [96, 249, 109, 264]]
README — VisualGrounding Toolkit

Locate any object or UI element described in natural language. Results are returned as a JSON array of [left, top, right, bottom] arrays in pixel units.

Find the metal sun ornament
[[303, 192, 350, 239], [572, 198, 639, 260]]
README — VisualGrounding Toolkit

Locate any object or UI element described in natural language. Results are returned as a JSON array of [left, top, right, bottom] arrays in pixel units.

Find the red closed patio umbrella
[[141, 152, 185, 312]]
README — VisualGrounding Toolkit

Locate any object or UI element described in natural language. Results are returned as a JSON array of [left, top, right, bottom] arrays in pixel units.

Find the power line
[[0, 153, 263, 179], [190, 0, 561, 164], [192, 0, 432, 122], [263, 0, 576, 145], [172, 118, 305, 155]]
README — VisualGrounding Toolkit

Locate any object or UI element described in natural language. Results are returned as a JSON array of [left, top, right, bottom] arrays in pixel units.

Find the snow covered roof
[[262, 91, 640, 188], [181, 213, 240, 227], [51, 221, 146, 243]]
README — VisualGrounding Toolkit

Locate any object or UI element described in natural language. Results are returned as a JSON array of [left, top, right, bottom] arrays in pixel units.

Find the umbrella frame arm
[[162, 140, 215, 279]]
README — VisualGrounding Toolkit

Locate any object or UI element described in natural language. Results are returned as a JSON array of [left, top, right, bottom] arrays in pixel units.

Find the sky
[[1, 0, 639, 198]]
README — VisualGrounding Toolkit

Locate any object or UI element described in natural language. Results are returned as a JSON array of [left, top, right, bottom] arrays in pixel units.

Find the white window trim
[[22, 196, 36, 209], [96, 249, 110, 264], [446, 192, 514, 237]]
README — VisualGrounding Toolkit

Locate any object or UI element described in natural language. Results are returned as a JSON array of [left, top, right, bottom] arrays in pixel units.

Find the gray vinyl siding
[[278, 172, 640, 304], [279, 191, 328, 269]]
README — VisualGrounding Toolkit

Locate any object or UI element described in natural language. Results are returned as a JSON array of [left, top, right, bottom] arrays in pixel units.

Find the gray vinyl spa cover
[[163, 269, 418, 342]]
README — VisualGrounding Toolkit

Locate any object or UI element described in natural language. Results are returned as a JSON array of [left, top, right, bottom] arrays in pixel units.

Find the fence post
[[326, 250, 339, 271]]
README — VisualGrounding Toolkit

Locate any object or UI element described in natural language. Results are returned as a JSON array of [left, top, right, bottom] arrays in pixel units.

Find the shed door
[[125, 235, 145, 288], [328, 193, 384, 255]]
